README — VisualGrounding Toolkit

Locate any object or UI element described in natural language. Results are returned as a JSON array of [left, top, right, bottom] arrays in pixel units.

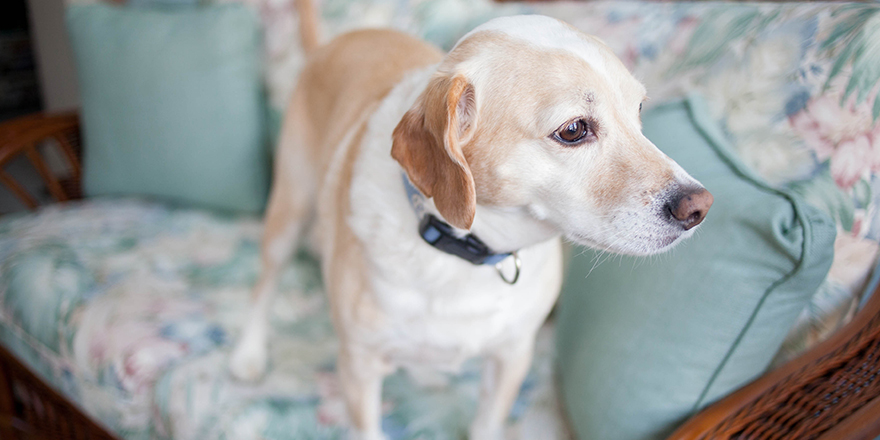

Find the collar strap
[[419, 214, 512, 265], [403, 174, 512, 266]]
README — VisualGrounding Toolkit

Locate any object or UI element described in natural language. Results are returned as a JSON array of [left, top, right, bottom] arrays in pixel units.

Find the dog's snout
[[666, 188, 713, 230]]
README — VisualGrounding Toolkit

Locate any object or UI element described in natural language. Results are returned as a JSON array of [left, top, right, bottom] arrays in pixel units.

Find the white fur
[[457, 15, 611, 81], [347, 67, 562, 372], [229, 284, 273, 381]]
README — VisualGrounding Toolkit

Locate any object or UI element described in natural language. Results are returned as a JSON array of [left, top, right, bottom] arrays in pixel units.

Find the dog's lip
[[660, 235, 679, 247], [564, 231, 636, 255], [563, 231, 604, 249], [564, 229, 691, 256]]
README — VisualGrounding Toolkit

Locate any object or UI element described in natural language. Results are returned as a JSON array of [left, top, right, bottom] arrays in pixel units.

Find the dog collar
[[402, 173, 521, 284]]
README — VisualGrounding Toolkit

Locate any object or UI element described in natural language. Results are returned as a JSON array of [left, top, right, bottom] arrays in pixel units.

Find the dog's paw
[[229, 339, 268, 382]]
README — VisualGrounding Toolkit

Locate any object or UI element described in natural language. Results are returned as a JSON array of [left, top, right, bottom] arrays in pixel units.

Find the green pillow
[[67, 4, 269, 213], [556, 95, 836, 440]]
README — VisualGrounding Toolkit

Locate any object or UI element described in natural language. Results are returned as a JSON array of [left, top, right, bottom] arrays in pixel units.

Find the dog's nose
[[667, 188, 713, 230]]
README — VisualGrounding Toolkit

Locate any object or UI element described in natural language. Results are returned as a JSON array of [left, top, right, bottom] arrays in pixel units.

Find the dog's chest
[[346, 207, 560, 370], [352, 228, 562, 368], [337, 69, 562, 370], [372, 268, 529, 371]]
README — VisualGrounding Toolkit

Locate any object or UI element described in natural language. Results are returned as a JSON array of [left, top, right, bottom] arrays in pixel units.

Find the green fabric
[[556, 95, 836, 440], [67, 4, 269, 213]]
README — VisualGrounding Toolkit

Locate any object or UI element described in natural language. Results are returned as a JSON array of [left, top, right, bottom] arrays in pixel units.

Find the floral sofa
[[1, 1, 880, 440]]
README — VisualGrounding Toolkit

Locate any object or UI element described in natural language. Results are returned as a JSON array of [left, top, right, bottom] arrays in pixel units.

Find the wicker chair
[[0, 112, 81, 210], [0, 111, 878, 440]]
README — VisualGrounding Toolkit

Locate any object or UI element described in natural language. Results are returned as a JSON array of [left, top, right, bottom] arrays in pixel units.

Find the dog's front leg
[[470, 338, 535, 440], [230, 152, 312, 382], [338, 345, 391, 440]]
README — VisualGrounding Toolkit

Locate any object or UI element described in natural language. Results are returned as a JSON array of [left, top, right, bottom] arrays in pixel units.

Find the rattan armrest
[[668, 281, 880, 440], [0, 344, 118, 440], [0, 112, 82, 210]]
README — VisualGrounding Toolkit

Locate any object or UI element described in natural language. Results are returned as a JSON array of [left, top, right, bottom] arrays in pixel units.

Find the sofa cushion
[[556, 95, 837, 440], [0, 200, 568, 440], [66, 3, 270, 213]]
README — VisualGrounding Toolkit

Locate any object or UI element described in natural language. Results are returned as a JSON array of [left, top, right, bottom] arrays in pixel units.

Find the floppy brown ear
[[391, 74, 478, 230]]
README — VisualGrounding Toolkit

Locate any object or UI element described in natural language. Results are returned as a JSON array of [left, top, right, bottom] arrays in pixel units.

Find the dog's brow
[[584, 92, 595, 103]]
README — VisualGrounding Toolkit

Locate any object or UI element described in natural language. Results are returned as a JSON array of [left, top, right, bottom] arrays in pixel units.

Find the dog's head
[[392, 15, 712, 256]]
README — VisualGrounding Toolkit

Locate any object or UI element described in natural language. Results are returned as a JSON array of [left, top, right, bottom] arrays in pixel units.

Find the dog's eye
[[639, 103, 643, 113], [554, 119, 594, 145]]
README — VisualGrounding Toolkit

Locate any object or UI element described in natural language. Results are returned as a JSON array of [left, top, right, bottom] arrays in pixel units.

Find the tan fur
[[294, 0, 321, 55], [287, 30, 443, 180], [275, 29, 444, 324], [392, 74, 478, 230], [292, 31, 446, 438]]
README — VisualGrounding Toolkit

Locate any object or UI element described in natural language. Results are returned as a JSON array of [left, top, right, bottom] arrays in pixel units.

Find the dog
[[230, 2, 713, 439]]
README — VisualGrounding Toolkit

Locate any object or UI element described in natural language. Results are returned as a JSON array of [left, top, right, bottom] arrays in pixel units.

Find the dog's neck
[[470, 204, 560, 254], [401, 173, 557, 263], [411, 191, 559, 255]]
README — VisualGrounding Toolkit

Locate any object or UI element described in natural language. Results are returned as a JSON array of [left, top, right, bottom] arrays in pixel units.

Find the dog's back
[[287, 30, 443, 180], [229, 22, 444, 383]]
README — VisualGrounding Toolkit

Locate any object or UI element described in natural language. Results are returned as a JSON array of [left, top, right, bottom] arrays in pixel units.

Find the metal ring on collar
[[495, 251, 521, 285]]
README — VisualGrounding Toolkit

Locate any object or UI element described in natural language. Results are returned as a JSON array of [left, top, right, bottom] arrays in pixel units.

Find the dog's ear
[[392, 74, 478, 230]]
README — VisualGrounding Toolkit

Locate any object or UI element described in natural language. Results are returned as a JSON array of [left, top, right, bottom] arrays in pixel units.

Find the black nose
[[666, 187, 713, 230]]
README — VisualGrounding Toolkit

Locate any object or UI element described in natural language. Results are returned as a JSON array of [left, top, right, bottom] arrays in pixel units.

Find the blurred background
[[0, 0, 77, 214]]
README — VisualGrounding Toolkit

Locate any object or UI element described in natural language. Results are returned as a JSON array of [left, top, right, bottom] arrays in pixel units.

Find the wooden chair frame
[[0, 111, 878, 439], [0, 112, 81, 210]]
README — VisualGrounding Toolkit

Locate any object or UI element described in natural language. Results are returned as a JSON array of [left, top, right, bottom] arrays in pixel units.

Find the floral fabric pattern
[[0, 200, 568, 440]]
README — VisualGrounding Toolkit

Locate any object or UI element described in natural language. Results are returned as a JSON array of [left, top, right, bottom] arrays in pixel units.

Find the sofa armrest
[[0, 112, 82, 210], [669, 280, 880, 440]]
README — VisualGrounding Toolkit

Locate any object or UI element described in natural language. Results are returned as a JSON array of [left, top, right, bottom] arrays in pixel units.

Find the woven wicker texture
[[0, 112, 81, 209], [0, 346, 117, 440], [713, 319, 879, 439], [672, 283, 880, 440]]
